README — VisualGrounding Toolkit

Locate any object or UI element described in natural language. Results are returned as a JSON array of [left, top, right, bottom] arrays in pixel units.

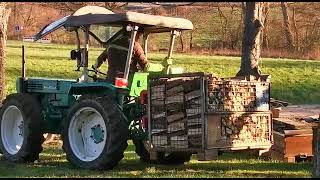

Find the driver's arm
[[133, 42, 148, 70], [93, 48, 108, 70]]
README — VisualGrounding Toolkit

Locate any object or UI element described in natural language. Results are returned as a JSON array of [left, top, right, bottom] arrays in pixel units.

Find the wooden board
[[271, 129, 313, 163]]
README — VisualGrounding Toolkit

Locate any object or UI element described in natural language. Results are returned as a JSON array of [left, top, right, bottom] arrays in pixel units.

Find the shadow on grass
[[0, 143, 311, 178]]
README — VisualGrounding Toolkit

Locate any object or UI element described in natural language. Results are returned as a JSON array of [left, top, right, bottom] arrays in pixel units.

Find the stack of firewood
[[207, 75, 270, 112], [219, 113, 271, 145], [150, 76, 203, 149], [206, 74, 272, 148]]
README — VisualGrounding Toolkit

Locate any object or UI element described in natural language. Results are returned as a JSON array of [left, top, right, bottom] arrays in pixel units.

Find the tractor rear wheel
[[62, 95, 128, 170], [0, 93, 44, 162], [133, 139, 192, 164]]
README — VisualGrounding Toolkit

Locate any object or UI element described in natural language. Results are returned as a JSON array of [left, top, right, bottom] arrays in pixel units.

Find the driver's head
[[135, 27, 144, 41], [122, 26, 144, 41]]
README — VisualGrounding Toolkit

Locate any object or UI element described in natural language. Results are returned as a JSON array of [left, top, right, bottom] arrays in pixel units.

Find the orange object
[[272, 107, 281, 118]]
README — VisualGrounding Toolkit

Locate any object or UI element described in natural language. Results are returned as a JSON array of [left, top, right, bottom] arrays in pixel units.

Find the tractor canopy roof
[[34, 6, 193, 41]]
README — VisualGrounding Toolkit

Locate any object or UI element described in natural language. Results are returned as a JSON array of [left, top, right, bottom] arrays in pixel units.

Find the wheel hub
[[90, 124, 104, 144], [18, 121, 23, 136], [68, 107, 107, 162]]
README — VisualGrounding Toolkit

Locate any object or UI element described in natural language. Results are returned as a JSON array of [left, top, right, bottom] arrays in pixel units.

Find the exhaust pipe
[[22, 45, 26, 79], [19, 45, 27, 93]]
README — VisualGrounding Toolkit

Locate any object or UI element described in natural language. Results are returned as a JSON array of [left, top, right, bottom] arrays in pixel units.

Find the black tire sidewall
[[62, 96, 128, 170], [0, 93, 43, 162]]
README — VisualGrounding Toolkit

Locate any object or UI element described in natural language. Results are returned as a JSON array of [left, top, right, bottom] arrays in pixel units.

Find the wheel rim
[[69, 107, 107, 162], [1, 105, 24, 155]]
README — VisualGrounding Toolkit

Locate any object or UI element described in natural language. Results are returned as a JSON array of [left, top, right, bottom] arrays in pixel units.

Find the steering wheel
[[88, 66, 108, 81]]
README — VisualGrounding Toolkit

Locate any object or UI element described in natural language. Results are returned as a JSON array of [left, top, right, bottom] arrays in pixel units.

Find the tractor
[[0, 6, 195, 170]]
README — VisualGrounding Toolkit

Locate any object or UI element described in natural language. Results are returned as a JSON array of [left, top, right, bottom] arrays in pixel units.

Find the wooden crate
[[206, 112, 273, 150], [271, 129, 313, 163]]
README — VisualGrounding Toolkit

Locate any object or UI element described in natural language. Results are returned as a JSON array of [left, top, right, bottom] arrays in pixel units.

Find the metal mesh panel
[[149, 75, 204, 150], [220, 113, 272, 145], [207, 76, 270, 112]]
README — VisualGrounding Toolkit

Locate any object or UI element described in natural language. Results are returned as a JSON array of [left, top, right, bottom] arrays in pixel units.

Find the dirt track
[[274, 104, 320, 129], [280, 105, 320, 119]]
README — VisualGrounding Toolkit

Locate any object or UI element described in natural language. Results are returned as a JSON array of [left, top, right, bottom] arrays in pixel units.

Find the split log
[[167, 112, 185, 123], [168, 122, 185, 133]]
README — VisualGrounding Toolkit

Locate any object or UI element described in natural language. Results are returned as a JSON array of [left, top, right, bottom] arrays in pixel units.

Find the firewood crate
[[206, 112, 273, 150], [206, 75, 270, 112], [147, 73, 272, 160], [148, 73, 206, 152]]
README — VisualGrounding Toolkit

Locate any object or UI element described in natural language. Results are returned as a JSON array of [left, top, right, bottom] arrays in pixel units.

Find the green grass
[[0, 40, 317, 177], [0, 141, 312, 178], [5, 40, 320, 104]]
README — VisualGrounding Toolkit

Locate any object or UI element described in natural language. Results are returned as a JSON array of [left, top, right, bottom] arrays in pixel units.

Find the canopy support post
[[124, 25, 138, 80], [78, 26, 90, 82]]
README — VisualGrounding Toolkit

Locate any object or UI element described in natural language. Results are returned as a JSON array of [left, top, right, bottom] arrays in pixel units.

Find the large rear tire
[[0, 93, 44, 162], [62, 95, 128, 170]]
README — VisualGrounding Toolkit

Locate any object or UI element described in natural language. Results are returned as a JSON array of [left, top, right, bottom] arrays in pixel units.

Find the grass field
[[5, 40, 320, 104], [0, 40, 318, 177], [0, 141, 312, 178]]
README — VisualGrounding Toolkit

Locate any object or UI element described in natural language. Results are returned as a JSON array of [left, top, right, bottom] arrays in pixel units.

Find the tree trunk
[[217, 3, 228, 49], [0, 3, 10, 102], [292, 4, 299, 52], [262, 3, 269, 50], [189, 31, 193, 50], [281, 2, 295, 51], [237, 2, 267, 77], [179, 31, 184, 52], [313, 126, 320, 177]]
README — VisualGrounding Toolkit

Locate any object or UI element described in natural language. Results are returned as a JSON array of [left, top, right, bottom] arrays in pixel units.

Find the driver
[[93, 27, 149, 81]]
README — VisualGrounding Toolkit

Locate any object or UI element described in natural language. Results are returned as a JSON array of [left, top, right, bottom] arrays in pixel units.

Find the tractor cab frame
[[34, 5, 193, 84]]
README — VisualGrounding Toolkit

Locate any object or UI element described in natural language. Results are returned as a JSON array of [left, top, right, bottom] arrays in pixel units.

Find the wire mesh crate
[[147, 73, 272, 155], [206, 75, 270, 112], [148, 73, 205, 151], [206, 112, 273, 150]]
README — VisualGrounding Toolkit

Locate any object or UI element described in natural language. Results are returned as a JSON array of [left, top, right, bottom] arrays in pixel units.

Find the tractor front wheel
[[0, 93, 44, 162], [62, 95, 128, 170]]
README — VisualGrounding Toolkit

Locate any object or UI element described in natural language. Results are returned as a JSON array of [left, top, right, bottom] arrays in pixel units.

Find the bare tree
[[216, 3, 242, 49], [237, 2, 268, 77], [40, 2, 128, 13], [291, 3, 299, 51], [281, 2, 295, 51], [0, 3, 10, 102], [261, 3, 269, 50]]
